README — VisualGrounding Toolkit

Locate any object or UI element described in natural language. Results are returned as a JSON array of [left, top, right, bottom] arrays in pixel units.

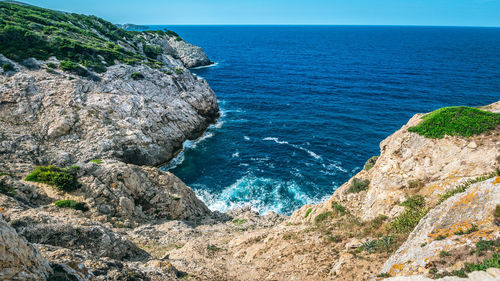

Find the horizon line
[[120, 23, 500, 28]]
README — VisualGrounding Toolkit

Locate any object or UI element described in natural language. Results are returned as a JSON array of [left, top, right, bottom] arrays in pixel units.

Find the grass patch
[[59, 60, 87, 76], [206, 244, 221, 252], [232, 219, 248, 225], [435, 234, 448, 241], [408, 106, 500, 139], [131, 72, 144, 80], [304, 208, 312, 218], [90, 159, 102, 164], [332, 202, 347, 215], [439, 170, 499, 203], [348, 178, 370, 193], [407, 179, 424, 189], [364, 156, 379, 172], [25, 165, 80, 192], [175, 68, 183, 75], [315, 211, 333, 224], [54, 199, 89, 211], [389, 195, 427, 233], [46, 62, 57, 68], [439, 250, 451, 257], [496, 204, 500, 219]]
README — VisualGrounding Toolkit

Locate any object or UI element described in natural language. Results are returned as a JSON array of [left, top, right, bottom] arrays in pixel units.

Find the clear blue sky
[[21, 0, 500, 26]]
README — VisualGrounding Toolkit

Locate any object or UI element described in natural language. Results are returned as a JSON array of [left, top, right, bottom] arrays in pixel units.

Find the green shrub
[[348, 178, 370, 193], [131, 72, 144, 80], [46, 62, 57, 68], [332, 202, 346, 215], [54, 199, 89, 211], [439, 250, 451, 257], [143, 44, 162, 59], [364, 156, 378, 171], [59, 60, 87, 76], [2, 62, 14, 71], [25, 165, 80, 192], [304, 208, 312, 218], [90, 159, 102, 164], [464, 253, 500, 272], [314, 211, 332, 224], [408, 106, 500, 139], [175, 68, 183, 75], [232, 219, 248, 225], [496, 204, 500, 219], [390, 195, 427, 233]]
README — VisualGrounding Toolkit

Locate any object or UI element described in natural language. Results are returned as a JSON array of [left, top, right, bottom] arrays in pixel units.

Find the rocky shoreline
[[1, 2, 500, 281]]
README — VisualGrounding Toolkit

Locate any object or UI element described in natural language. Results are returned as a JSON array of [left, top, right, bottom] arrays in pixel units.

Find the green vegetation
[[54, 199, 89, 211], [348, 178, 370, 193], [314, 211, 333, 224], [206, 244, 221, 252], [377, 273, 391, 278], [332, 202, 347, 215], [435, 234, 448, 241], [90, 159, 102, 164], [46, 62, 57, 68], [407, 179, 424, 189], [454, 224, 478, 235], [364, 156, 378, 171], [2, 62, 13, 71], [439, 170, 499, 203], [143, 44, 162, 59], [25, 165, 80, 192], [232, 219, 248, 225], [175, 68, 183, 75], [439, 250, 451, 257], [131, 72, 144, 80], [59, 60, 87, 76], [390, 195, 428, 233], [0, 2, 181, 74], [464, 253, 500, 272], [304, 208, 312, 218], [496, 204, 500, 219], [408, 106, 500, 139]]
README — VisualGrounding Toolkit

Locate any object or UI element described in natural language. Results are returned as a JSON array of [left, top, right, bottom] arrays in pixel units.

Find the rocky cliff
[[1, 2, 500, 281]]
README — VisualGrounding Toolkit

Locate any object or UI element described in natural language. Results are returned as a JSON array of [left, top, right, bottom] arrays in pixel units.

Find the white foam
[[232, 152, 240, 158], [194, 175, 327, 215], [263, 137, 322, 160], [244, 136, 250, 141], [191, 62, 219, 70]]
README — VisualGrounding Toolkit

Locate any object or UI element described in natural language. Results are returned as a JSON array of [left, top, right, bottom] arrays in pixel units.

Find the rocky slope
[[1, 3, 500, 281]]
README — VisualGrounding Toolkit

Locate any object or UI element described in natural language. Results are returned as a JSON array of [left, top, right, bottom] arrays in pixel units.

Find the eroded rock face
[[0, 61, 219, 172], [291, 102, 500, 223], [381, 177, 500, 277], [0, 216, 52, 281], [166, 37, 212, 68], [77, 160, 211, 221]]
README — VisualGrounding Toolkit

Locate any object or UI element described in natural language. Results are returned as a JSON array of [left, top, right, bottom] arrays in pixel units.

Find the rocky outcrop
[[381, 177, 500, 277], [291, 102, 500, 223], [166, 37, 213, 68], [76, 160, 211, 221], [0, 59, 218, 172], [0, 216, 52, 281]]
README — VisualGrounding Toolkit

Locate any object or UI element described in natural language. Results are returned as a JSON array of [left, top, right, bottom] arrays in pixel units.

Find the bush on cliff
[[0, 2, 169, 73], [408, 106, 500, 139], [131, 72, 144, 80], [54, 199, 89, 212], [348, 178, 370, 193], [25, 165, 80, 192], [390, 195, 427, 233]]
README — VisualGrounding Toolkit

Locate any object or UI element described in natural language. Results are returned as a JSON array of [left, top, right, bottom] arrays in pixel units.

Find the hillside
[[0, 1, 211, 71], [1, 2, 500, 281]]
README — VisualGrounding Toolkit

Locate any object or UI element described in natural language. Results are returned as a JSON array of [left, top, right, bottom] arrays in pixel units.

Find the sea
[[153, 26, 500, 215]]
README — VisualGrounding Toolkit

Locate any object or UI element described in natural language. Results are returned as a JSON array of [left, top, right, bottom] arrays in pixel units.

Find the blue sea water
[[157, 26, 500, 215]]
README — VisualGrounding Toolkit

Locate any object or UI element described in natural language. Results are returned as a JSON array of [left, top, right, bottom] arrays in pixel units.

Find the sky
[[19, 0, 500, 26]]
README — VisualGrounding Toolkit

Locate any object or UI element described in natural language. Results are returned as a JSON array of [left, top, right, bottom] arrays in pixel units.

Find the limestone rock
[[0, 60, 219, 173], [0, 216, 52, 281], [380, 177, 500, 276], [77, 160, 211, 221]]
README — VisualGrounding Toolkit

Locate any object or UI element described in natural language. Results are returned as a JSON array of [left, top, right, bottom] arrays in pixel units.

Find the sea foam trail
[[194, 175, 331, 215], [191, 62, 219, 70], [263, 137, 322, 160]]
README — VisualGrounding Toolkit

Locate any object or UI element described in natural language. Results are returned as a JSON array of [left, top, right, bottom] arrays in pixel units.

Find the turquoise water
[[159, 26, 500, 215]]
